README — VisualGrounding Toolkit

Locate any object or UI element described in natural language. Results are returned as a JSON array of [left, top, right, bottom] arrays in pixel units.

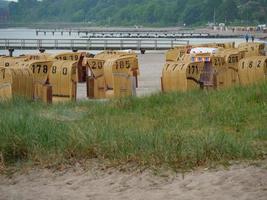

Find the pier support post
[[140, 48, 146, 54], [8, 48, 14, 57], [39, 48, 46, 53]]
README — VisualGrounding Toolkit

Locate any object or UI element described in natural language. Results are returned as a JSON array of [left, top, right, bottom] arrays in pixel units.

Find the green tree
[[6, 0, 267, 25]]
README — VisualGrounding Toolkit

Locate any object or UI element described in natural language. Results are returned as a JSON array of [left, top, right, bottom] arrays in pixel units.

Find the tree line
[[5, 0, 267, 26]]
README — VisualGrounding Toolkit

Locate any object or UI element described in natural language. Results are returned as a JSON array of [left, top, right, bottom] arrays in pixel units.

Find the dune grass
[[0, 82, 267, 171]]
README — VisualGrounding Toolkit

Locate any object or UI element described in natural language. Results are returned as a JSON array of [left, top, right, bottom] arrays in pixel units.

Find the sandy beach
[[1, 161, 266, 200]]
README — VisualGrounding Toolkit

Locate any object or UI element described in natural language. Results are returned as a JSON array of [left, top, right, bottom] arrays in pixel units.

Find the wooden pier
[[34, 27, 243, 39], [36, 28, 215, 38], [0, 38, 190, 51]]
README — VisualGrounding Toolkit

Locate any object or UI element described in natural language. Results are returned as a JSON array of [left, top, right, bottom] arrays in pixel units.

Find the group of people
[[245, 33, 255, 42]]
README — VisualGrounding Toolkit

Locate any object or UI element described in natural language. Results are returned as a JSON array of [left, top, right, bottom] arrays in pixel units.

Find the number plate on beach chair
[[49, 61, 77, 102], [238, 56, 267, 85]]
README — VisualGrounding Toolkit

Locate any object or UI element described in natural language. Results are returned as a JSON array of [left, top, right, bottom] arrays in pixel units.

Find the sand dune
[[1, 162, 266, 200]]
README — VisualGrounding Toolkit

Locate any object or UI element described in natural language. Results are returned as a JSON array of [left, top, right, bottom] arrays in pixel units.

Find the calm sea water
[[0, 28, 263, 56]]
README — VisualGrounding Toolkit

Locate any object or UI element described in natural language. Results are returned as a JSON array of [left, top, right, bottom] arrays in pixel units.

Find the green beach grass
[[0, 82, 266, 171]]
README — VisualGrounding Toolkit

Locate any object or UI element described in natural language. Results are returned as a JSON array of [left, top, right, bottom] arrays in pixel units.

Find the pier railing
[[0, 38, 189, 51]]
